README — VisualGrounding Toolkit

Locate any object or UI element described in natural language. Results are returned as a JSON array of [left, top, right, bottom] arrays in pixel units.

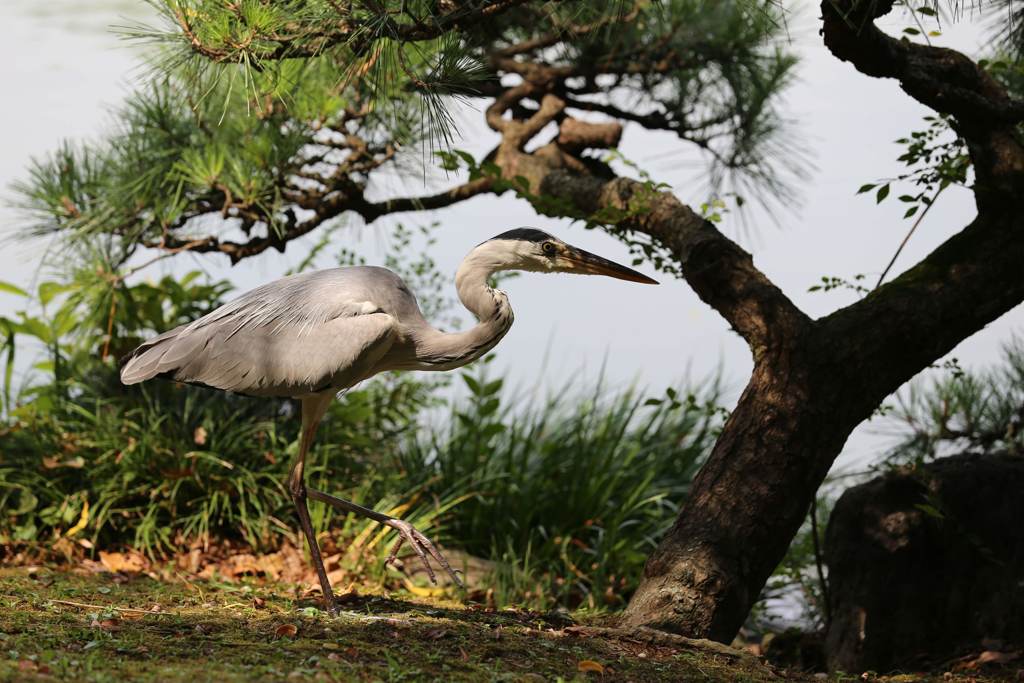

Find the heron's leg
[[307, 487, 463, 588], [287, 394, 337, 614]]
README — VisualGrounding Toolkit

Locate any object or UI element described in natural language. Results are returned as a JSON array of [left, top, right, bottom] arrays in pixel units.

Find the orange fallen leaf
[[977, 650, 1019, 666], [42, 455, 85, 469], [275, 623, 298, 639], [578, 660, 605, 674], [99, 550, 146, 573], [91, 618, 120, 630]]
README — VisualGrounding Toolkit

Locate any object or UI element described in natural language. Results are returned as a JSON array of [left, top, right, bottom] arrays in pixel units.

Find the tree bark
[[145, 0, 1024, 644], [619, 0, 1024, 640]]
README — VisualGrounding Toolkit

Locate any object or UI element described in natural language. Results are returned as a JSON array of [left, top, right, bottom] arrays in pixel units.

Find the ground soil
[[0, 567, 1017, 682]]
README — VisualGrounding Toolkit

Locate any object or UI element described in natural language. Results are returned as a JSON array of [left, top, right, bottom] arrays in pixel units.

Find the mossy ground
[[0, 567, 781, 682], [0, 567, 1017, 682]]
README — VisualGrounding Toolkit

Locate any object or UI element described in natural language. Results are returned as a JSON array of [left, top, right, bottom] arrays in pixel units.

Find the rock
[[762, 628, 826, 672], [824, 453, 1024, 672]]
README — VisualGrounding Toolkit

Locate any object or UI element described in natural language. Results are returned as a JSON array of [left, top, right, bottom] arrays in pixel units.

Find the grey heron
[[119, 228, 657, 612]]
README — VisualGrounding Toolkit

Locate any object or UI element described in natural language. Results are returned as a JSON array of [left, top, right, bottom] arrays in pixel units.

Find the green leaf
[[18, 317, 51, 344], [38, 281, 74, 307], [875, 184, 890, 203], [479, 398, 500, 417], [903, 206, 919, 219], [0, 281, 28, 297], [856, 183, 876, 194], [915, 502, 945, 519], [3, 330, 14, 414], [462, 374, 481, 395], [480, 423, 506, 439], [13, 489, 38, 515]]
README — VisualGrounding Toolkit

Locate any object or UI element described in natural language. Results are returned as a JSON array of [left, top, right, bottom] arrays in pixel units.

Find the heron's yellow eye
[[542, 242, 557, 255]]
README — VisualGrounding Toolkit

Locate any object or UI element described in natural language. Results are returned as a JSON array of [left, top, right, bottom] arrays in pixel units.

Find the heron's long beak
[[564, 247, 659, 284]]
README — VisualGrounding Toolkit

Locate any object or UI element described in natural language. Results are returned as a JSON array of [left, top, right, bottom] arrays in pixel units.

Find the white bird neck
[[455, 247, 509, 322], [409, 245, 514, 370]]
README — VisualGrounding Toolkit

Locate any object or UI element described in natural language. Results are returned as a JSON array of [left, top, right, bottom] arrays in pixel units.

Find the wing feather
[[120, 268, 403, 397]]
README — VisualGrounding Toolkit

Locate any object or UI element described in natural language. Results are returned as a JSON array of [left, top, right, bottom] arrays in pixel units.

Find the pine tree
[[14, 0, 1024, 641]]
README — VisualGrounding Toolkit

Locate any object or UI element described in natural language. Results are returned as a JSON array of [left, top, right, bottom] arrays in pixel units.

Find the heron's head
[[477, 228, 658, 284]]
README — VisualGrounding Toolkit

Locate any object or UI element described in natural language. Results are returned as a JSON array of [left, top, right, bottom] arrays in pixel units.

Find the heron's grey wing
[[120, 269, 404, 397]]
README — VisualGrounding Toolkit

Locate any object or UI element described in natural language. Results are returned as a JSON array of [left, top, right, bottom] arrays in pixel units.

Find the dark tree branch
[[174, 0, 534, 63], [144, 176, 495, 263], [821, 0, 1024, 196], [484, 86, 809, 355]]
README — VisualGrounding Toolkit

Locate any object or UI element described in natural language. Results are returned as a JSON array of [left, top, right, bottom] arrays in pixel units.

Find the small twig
[[562, 625, 757, 663], [49, 599, 164, 615], [101, 294, 117, 361], [875, 185, 945, 289]]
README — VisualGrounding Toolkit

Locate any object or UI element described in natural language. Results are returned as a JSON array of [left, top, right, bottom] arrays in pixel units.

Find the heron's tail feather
[[119, 325, 202, 385]]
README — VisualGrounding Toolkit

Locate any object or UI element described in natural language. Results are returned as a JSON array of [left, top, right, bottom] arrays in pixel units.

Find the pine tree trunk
[[620, 206, 1024, 641], [620, 350, 853, 640]]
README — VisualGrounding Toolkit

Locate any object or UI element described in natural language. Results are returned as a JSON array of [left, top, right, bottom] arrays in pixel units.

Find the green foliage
[[0, 220, 716, 608], [887, 338, 1024, 464], [857, 114, 970, 221], [390, 361, 725, 610], [0, 273, 439, 559], [11, 52, 432, 267], [754, 495, 834, 632], [13, 0, 803, 280], [807, 274, 868, 296]]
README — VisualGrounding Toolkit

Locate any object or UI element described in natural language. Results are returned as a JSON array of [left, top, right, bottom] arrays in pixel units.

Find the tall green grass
[[0, 357, 722, 608], [393, 364, 724, 609], [0, 224, 723, 608]]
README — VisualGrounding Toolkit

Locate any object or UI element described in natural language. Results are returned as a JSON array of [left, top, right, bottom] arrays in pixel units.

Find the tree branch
[[144, 176, 495, 263], [173, 0, 533, 63], [821, 0, 1024, 195], [483, 85, 808, 355], [817, 0, 1024, 407]]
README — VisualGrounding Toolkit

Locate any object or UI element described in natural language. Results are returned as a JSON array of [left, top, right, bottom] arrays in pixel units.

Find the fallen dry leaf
[[91, 618, 120, 631], [252, 596, 266, 609], [193, 426, 208, 445], [978, 651, 1020, 666], [954, 650, 1021, 671], [99, 550, 147, 573], [275, 623, 298, 639], [578, 660, 605, 674], [426, 628, 448, 640]]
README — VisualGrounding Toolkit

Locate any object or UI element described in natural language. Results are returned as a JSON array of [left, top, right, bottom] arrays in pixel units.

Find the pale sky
[[0, 1, 1016, 473]]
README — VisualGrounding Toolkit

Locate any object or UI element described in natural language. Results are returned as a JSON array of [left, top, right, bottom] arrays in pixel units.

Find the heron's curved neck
[[413, 248, 513, 370]]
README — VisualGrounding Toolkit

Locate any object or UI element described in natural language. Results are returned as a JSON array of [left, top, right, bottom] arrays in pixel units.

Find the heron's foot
[[383, 518, 464, 589], [324, 596, 340, 617]]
